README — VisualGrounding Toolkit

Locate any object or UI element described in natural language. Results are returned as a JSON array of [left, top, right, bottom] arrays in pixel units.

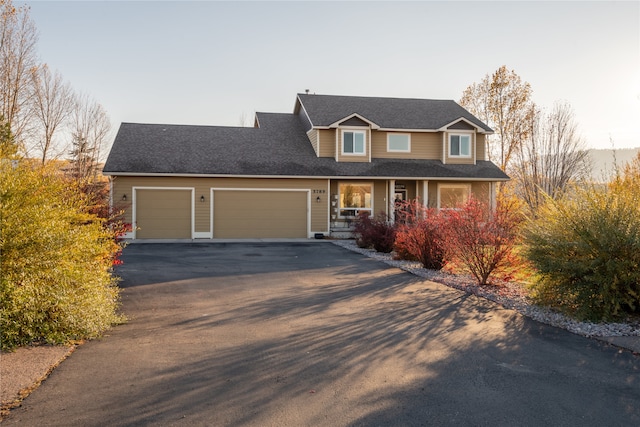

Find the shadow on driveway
[[4, 243, 640, 426]]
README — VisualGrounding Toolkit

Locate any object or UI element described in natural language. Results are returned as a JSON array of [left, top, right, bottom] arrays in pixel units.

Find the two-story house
[[103, 93, 508, 239]]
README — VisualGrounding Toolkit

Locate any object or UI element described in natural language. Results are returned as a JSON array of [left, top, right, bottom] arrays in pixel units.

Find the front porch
[[326, 178, 495, 238]]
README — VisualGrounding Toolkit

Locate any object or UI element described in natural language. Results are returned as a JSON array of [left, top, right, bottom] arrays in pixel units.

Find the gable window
[[342, 130, 366, 155], [449, 134, 471, 157], [387, 134, 410, 152], [339, 183, 372, 217], [438, 184, 470, 209]]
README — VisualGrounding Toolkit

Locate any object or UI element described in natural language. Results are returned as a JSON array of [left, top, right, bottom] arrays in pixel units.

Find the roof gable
[[330, 113, 380, 129], [442, 117, 482, 131]]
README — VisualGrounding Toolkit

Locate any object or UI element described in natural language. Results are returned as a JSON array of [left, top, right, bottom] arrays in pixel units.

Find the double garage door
[[135, 189, 308, 239]]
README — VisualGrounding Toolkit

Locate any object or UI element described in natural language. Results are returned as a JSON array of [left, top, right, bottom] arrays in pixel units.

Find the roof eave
[[104, 171, 510, 181]]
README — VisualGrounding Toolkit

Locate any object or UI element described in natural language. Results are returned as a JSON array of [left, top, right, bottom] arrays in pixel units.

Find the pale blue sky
[[23, 1, 640, 149]]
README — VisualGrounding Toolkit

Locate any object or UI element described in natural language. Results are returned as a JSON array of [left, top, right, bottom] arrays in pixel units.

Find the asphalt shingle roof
[[103, 96, 507, 181], [296, 93, 494, 132]]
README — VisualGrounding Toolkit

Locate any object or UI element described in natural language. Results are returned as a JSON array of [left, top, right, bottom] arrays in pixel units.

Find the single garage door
[[136, 189, 192, 239], [213, 190, 307, 238]]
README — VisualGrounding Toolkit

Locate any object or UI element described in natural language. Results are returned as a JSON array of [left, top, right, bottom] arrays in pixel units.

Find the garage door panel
[[214, 191, 307, 238], [136, 189, 192, 239]]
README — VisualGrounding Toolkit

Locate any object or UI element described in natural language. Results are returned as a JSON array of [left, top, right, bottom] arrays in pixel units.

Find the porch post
[[490, 182, 497, 210], [422, 180, 429, 207], [389, 179, 395, 223]]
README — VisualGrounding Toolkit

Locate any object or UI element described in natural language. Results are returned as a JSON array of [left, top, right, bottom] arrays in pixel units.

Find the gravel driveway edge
[[0, 345, 76, 419]]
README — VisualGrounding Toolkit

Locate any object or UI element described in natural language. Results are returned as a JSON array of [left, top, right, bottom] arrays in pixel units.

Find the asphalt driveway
[[4, 242, 640, 426]]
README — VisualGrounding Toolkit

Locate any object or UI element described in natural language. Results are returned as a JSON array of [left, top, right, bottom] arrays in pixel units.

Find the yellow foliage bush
[[1, 160, 124, 350]]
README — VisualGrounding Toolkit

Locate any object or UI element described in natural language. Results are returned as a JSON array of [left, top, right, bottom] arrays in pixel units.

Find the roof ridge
[[297, 93, 455, 103]]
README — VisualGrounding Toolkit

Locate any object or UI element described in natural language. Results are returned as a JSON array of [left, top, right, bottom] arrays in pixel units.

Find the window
[[339, 183, 372, 216], [387, 134, 410, 152], [342, 130, 366, 155], [438, 184, 470, 209], [449, 134, 471, 157]]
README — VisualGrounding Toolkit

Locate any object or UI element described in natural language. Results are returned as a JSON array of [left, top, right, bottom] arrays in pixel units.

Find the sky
[[21, 0, 640, 150]]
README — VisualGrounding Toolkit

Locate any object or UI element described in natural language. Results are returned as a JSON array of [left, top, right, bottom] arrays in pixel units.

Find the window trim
[[341, 129, 367, 156], [387, 133, 411, 153], [448, 133, 472, 158], [338, 181, 373, 218], [437, 183, 471, 210]]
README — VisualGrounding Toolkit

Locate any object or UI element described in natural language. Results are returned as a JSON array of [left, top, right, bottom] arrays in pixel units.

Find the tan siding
[[370, 131, 387, 157], [417, 133, 444, 159], [112, 176, 330, 237], [307, 129, 319, 156], [373, 180, 388, 215], [136, 189, 191, 239], [371, 131, 441, 159], [112, 178, 133, 225], [194, 183, 210, 232], [427, 181, 438, 207], [213, 190, 307, 238], [476, 134, 486, 161], [337, 153, 369, 162], [318, 129, 336, 158]]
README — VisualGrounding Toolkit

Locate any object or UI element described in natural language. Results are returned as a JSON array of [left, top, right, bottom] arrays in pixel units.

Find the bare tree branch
[[0, 0, 38, 149], [512, 101, 590, 213], [29, 64, 75, 163], [69, 93, 111, 182]]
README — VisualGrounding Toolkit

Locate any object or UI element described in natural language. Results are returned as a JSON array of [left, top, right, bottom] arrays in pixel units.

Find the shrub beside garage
[[0, 160, 125, 351]]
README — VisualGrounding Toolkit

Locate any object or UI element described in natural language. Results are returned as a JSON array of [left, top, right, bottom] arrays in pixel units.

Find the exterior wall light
[[122, 194, 127, 201], [200, 195, 205, 203], [316, 196, 321, 203]]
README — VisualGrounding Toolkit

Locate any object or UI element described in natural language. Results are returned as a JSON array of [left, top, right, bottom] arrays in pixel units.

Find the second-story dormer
[[294, 93, 493, 165]]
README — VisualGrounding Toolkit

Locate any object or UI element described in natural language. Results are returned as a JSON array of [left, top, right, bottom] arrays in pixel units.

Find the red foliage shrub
[[394, 200, 447, 270], [354, 211, 396, 253], [441, 197, 521, 285]]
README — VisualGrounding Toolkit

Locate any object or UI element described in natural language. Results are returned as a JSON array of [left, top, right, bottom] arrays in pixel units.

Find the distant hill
[[587, 147, 640, 182]]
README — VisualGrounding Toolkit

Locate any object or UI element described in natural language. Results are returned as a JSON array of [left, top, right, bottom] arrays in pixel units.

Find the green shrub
[[0, 161, 124, 350], [524, 185, 640, 321], [353, 211, 396, 253]]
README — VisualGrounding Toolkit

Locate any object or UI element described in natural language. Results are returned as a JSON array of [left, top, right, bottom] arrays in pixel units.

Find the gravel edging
[[332, 240, 640, 338], [0, 344, 76, 419]]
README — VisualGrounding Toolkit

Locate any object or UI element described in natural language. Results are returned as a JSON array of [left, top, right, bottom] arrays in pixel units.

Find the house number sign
[[312, 189, 326, 194]]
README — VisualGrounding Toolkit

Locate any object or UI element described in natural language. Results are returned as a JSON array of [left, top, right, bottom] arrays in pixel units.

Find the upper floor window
[[449, 134, 471, 157], [342, 130, 366, 155], [387, 134, 410, 152]]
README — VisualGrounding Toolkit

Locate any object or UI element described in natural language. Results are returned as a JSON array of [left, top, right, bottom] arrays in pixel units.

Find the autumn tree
[[0, 0, 38, 148], [512, 101, 590, 214], [460, 65, 534, 172], [29, 63, 75, 163], [0, 114, 16, 157]]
